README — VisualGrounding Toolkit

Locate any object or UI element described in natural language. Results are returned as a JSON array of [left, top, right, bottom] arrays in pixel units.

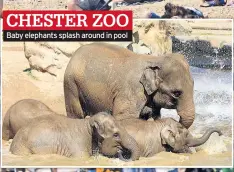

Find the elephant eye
[[172, 90, 182, 98], [113, 133, 119, 138]]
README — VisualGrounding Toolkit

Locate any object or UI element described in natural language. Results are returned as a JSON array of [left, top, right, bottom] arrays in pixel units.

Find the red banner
[[3, 10, 133, 31]]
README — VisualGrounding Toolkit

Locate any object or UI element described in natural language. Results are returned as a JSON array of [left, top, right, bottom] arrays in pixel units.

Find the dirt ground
[[1, 42, 66, 118], [114, 0, 234, 19]]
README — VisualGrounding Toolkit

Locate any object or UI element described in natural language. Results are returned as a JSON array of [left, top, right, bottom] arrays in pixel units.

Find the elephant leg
[[64, 78, 84, 119], [112, 95, 144, 120]]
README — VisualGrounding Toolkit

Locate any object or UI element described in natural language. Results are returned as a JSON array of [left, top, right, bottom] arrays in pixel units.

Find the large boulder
[[133, 21, 172, 56], [133, 20, 191, 56], [24, 42, 91, 81]]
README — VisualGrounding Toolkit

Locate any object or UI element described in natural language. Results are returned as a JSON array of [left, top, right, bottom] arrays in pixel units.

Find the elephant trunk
[[158, 81, 195, 129], [118, 130, 141, 161], [177, 105, 195, 129], [177, 86, 195, 129], [186, 128, 222, 147]]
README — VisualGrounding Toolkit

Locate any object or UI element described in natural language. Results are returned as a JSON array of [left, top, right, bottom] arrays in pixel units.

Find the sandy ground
[[114, 0, 234, 19], [4, 0, 234, 20], [1, 42, 66, 118]]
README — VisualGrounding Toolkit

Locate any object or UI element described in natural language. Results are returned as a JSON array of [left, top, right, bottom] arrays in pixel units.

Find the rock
[[134, 21, 173, 56], [24, 42, 90, 81], [133, 20, 192, 56], [39, 42, 83, 57], [172, 37, 232, 69], [129, 43, 152, 55], [165, 20, 192, 36], [133, 31, 140, 44]]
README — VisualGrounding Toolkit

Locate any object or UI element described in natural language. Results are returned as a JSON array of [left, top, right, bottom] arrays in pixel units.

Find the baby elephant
[[10, 111, 140, 160], [2, 99, 56, 140], [103, 118, 222, 160], [3, 99, 56, 140]]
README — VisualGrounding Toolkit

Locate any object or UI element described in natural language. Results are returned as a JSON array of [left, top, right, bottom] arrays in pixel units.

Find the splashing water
[[192, 67, 232, 136], [162, 66, 232, 136]]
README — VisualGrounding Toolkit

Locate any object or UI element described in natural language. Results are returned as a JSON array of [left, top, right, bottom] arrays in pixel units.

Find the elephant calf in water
[[3, 99, 56, 140], [4, 99, 140, 161], [103, 118, 222, 159], [9, 110, 140, 160]]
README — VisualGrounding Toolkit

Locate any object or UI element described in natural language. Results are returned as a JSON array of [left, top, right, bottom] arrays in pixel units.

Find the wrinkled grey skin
[[102, 118, 222, 159], [9, 111, 140, 160], [2, 99, 56, 141], [64, 43, 195, 128]]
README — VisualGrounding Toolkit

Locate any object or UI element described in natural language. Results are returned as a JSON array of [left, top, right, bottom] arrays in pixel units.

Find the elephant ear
[[92, 121, 106, 138], [91, 112, 112, 138], [140, 63, 162, 95], [161, 126, 176, 147]]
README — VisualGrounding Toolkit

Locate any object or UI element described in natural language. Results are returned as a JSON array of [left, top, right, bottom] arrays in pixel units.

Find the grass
[[23, 68, 39, 80]]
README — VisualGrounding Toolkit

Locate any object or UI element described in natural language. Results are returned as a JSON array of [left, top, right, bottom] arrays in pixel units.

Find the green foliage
[[23, 68, 38, 80]]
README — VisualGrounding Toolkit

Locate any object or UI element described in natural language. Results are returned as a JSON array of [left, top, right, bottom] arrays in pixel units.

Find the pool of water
[[1, 67, 233, 167]]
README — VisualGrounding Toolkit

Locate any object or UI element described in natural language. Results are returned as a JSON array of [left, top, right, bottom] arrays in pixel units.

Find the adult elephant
[[64, 43, 195, 128]]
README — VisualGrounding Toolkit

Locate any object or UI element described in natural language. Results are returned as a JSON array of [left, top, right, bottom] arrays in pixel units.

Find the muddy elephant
[[64, 43, 195, 128], [102, 118, 222, 159], [2, 99, 57, 140], [10, 111, 140, 160]]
